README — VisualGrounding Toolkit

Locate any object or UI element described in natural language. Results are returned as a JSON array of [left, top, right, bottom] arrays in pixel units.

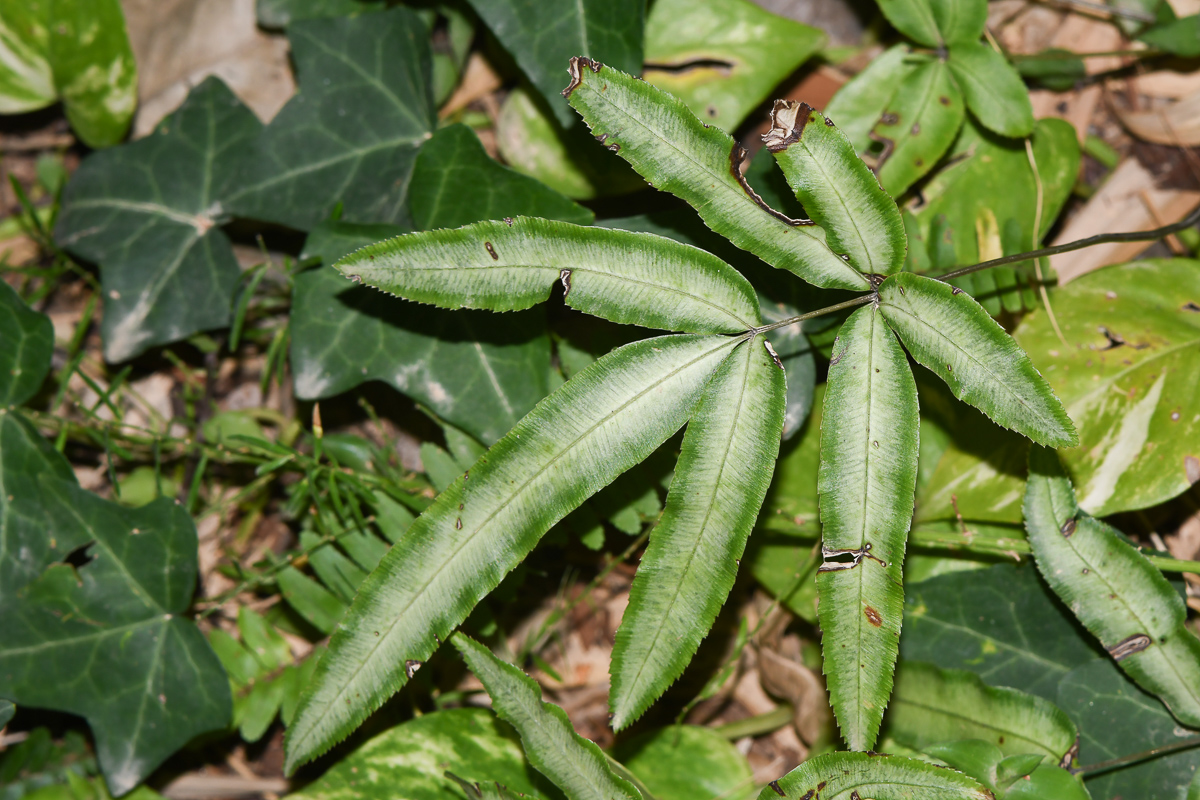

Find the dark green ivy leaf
[[256, 0, 384, 29], [466, 0, 644, 128], [55, 77, 260, 362], [225, 8, 436, 231], [0, 281, 53, 407], [0, 423, 230, 795]]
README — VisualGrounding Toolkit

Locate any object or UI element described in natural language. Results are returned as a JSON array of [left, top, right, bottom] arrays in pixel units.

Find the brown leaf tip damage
[[405, 660, 423, 678], [1107, 633, 1152, 661], [762, 100, 817, 153], [763, 339, 784, 369], [729, 142, 812, 227], [768, 780, 786, 797], [562, 56, 603, 97]]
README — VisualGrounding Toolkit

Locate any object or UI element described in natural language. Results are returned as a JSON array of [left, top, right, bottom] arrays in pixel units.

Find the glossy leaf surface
[[454, 635, 640, 800], [1013, 259, 1200, 516], [565, 60, 871, 291], [823, 44, 915, 152], [0, 282, 53, 407], [643, 0, 825, 131], [613, 726, 754, 800], [878, 272, 1076, 447], [817, 305, 919, 751], [610, 336, 784, 728], [338, 217, 762, 334], [873, 59, 964, 197], [0, 447, 229, 795], [226, 9, 435, 230], [55, 78, 260, 362], [285, 334, 738, 771], [764, 101, 906, 276], [467, 0, 643, 128], [888, 662, 1078, 763], [757, 751, 991, 800], [287, 707, 559, 800], [946, 43, 1035, 138], [1025, 446, 1200, 726]]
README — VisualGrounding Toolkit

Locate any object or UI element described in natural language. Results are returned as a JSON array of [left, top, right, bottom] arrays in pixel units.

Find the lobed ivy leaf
[[1025, 446, 1200, 727], [336, 217, 762, 334], [0, 282, 53, 408], [817, 304, 920, 751], [945, 43, 1034, 138], [764, 101, 906, 276], [877, 272, 1076, 447], [610, 335, 785, 729], [902, 564, 1101, 701], [45, 0, 138, 147], [823, 45, 917, 152], [466, 0, 643, 128], [564, 59, 871, 292], [286, 707, 560, 800], [284, 334, 740, 771], [225, 8, 435, 231], [1013, 259, 1200, 517], [0, 442, 230, 795], [453, 634, 641, 800], [872, 58, 964, 198], [887, 661, 1079, 765], [55, 77, 260, 362], [757, 751, 991, 800], [642, 0, 825, 132]]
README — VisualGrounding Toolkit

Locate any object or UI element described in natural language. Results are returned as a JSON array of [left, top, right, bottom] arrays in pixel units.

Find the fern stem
[[1078, 735, 1200, 777]]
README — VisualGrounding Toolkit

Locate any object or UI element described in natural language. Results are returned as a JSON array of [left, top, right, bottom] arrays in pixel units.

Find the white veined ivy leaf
[[563, 57, 871, 292], [453, 634, 643, 800], [872, 57, 965, 198], [878, 272, 1076, 448], [946, 42, 1035, 138], [763, 100, 907, 276], [757, 751, 992, 800], [1025, 446, 1200, 727], [816, 304, 919, 751], [284, 333, 741, 772], [609, 335, 785, 729], [336, 216, 761, 334], [888, 661, 1080, 766]]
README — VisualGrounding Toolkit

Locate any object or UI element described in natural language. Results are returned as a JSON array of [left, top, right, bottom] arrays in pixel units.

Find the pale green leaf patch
[[453, 634, 642, 800], [285, 333, 741, 771], [609, 335, 785, 729], [817, 304, 919, 751], [763, 101, 906, 276], [564, 58, 871, 291], [335, 217, 762, 334], [872, 58, 964, 198], [823, 45, 917, 152], [878, 272, 1076, 447], [756, 751, 992, 800], [1025, 446, 1200, 727], [946, 43, 1035, 138]]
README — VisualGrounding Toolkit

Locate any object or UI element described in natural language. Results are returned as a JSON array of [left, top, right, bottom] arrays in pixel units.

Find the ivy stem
[[934, 202, 1200, 282], [1078, 735, 1200, 777]]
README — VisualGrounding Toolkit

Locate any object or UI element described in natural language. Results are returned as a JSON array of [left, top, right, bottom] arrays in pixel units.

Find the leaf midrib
[[797, 138, 881, 273], [290, 336, 741, 754]]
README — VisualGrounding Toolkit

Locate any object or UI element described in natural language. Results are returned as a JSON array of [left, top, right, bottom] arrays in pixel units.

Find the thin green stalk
[[712, 704, 794, 739], [1079, 735, 1200, 777]]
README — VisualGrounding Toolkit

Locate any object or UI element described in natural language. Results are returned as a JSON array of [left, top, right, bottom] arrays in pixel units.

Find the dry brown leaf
[[0, 235, 39, 266], [439, 53, 503, 119], [1049, 158, 1200, 283], [1029, 14, 1125, 143], [1136, 71, 1200, 100], [757, 646, 829, 745], [1119, 93, 1200, 146], [121, 0, 295, 137]]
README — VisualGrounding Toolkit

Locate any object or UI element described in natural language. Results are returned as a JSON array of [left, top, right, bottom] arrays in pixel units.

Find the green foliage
[[642, 0, 825, 132], [1138, 13, 1200, 55], [0, 281, 54, 407], [1026, 447, 1200, 727], [611, 726, 754, 800], [453, 634, 642, 800], [816, 305, 919, 750], [758, 751, 991, 799], [0, 0, 136, 146], [610, 335, 784, 729], [871, 58, 965, 198]]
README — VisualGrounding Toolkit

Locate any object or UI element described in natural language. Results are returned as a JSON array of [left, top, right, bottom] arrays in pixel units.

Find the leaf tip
[[562, 56, 603, 100]]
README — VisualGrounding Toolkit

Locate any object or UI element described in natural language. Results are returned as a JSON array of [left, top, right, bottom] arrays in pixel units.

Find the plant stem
[[712, 704, 794, 739], [1078, 735, 1200, 777], [754, 294, 874, 334], [1043, 0, 1156, 22], [934, 203, 1200, 281]]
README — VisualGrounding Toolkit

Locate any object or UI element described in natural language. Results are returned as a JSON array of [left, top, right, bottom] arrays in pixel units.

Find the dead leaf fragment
[[1119, 93, 1200, 147]]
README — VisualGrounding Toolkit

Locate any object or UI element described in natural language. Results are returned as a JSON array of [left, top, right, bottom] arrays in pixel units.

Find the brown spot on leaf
[[1108, 633, 1152, 661], [1060, 517, 1077, 537], [405, 660, 423, 678], [864, 606, 883, 627], [1183, 301, 1200, 312], [939, 95, 951, 105], [485, 241, 499, 260], [562, 56, 602, 97], [769, 781, 786, 797]]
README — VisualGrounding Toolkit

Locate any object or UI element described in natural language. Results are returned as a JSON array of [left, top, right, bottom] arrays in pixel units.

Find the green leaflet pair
[[825, 0, 1035, 196], [282, 61, 1076, 771]]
